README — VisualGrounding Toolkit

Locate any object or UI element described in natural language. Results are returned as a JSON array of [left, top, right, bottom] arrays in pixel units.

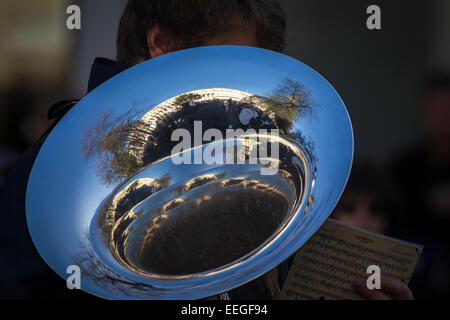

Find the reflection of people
[[391, 73, 450, 299], [0, 0, 287, 299], [331, 163, 414, 300]]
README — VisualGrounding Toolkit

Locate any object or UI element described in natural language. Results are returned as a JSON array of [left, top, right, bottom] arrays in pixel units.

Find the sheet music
[[279, 218, 423, 300]]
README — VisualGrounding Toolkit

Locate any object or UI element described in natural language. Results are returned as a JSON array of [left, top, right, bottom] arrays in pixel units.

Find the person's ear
[[147, 24, 168, 58]]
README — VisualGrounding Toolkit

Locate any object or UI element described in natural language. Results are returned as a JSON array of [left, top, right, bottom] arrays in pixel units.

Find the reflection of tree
[[82, 108, 150, 185], [174, 93, 203, 105], [245, 77, 316, 135], [290, 130, 317, 165], [73, 236, 157, 296]]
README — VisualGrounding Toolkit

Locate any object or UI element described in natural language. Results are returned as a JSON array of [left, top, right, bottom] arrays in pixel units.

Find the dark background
[[0, 0, 448, 299]]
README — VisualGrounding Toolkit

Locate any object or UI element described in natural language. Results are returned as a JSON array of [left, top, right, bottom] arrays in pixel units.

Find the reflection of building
[[132, 89, 254, 160], [109, 178, 157, 214], [141, 88, 253, 129], [84, 79, 314, 185]]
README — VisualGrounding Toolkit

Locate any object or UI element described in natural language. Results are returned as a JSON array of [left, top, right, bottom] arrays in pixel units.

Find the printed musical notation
[[279, 218, 423, 300]]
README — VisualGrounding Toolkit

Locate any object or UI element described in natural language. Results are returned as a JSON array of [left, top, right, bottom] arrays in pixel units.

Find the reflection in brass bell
[[26, 46, 353, 299]]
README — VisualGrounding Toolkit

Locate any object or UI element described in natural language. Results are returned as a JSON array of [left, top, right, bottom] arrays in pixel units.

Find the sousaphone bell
[[26, 46, 353, 299]]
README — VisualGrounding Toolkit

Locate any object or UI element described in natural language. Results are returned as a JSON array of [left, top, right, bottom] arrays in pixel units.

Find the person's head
[[422, 72, 450, 141], [331, 163, 393, 235], [116, 0, 286, 67]]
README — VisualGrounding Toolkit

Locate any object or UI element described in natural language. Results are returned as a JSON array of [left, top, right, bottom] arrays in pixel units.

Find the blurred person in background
[[331, 162, 396, 236], [392, 73, 450, 299], [330, 162, 414, 300]]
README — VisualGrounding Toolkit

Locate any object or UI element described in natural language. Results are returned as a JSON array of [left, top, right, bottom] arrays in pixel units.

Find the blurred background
[[0, 0, 448, 299]]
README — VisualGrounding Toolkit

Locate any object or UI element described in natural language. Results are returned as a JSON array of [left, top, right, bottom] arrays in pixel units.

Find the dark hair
[[116, 0, 286, 67], [334, 162, 398, 235]]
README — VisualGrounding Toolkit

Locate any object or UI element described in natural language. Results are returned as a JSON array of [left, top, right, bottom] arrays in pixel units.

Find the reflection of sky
[[26, 45, 353, 297]]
